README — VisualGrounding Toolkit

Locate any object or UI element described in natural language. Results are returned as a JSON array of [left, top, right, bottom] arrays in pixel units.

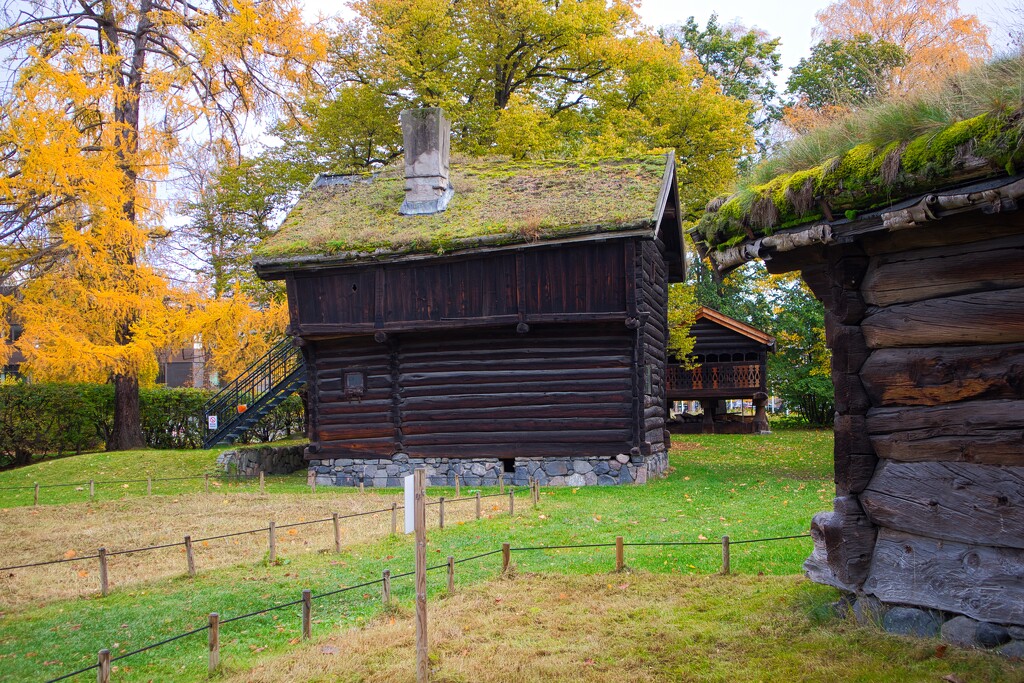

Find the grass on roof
[[255, 155, 669, 260], [695, 56, 1024, 251]]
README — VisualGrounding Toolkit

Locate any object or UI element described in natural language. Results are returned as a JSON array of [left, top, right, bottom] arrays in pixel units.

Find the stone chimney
[[399, 108, 454, 215]]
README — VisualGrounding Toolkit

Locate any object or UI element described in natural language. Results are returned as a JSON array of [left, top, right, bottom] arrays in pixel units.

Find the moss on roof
[[694, 57, 1024, 252], [256, 155, 670, 261]]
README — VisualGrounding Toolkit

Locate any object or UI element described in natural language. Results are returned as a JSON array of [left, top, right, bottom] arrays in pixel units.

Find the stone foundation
[[307, 449, 669, 488], [217, 444, 306, 476]]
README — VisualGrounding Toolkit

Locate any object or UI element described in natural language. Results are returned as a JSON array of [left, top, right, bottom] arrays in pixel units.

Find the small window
[[343, 371, 366, 399]]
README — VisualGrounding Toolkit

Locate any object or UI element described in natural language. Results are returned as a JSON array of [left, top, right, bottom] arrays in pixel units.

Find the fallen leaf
[[698, 534, 708, 541], [77, 570, 89, 578], [288, 638, 300, 645], [320, 645, 339, 655], [935, 645, 947, 659], [942, 675, 965, 683], [287, 529, 298, 536], [63, 550, 77, 559]]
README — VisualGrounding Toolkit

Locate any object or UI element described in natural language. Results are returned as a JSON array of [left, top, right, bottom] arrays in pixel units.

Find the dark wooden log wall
[[800, 211, 1024, 624], [298, 237, 677, 462], [639, 240, 670, 452]]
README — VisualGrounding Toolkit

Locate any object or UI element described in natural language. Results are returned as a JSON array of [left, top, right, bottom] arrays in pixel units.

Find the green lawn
[[0, 429, 1017, 682]]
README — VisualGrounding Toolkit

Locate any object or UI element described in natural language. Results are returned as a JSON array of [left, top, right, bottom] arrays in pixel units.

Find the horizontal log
[[833, 372, 871, 415], [318, 391, 393, 404], [862, 288, 1024, 348], [406, 443, 628, 458], [402, 429, 632, 446], [401, 417, 630, 435], [406, 402, 629, 421], [399, 338, 631, 359], [870, 431, 1024, 465], [318, 400, 397, 415], [825, 315, 870, 373], [317, 445, 396, 458], [805, 498, 877, 592], [835, 415, 873, 456], [399, 367, 629, 387], [403, 391, 633, 410], [862, 233, 1024, 306], [398, 355, 630, 372], [864, 528, 1024, 625], [861, 460, 1024, 548], [860, 344, 1024, 407], [319, 429, 394, 442], [867, 400, 1024, 434], [399, 378, 632, 398]]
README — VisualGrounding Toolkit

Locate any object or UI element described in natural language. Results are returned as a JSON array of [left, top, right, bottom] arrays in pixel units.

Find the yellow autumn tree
[[813, 0, 991, 94], [0, 0, 326, 449]]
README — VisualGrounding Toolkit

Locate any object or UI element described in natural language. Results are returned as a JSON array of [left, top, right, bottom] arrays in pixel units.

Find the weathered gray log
[[860, 344, 1024, 407], [833, 371, 871, 415], [861, 233, 1024, 306], [862, 288, 1024, 348], [860, 460, 1024, 549], [804, 496, 877, 592], [864, 528, 1024, 626], [866, 400, 1024, 465], [835, 452, 878, 495], [825, 316, 870, 374]]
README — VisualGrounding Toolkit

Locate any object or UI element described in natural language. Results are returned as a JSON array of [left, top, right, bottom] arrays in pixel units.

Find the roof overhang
[[653, 151, 686, 283], [695, 306, 775, 350], [697, 173, 1024, 276]]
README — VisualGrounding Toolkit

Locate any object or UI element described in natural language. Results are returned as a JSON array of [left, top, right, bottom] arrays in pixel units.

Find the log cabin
[[665, 306, 774, 434], [691, 60, 1024, 629], [253, 108, 685, 487]]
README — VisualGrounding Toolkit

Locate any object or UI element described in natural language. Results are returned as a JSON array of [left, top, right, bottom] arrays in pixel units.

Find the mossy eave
[[254, 154, 675, 274], [254, 219, 656, 279], [694, 108, 1024, 255]]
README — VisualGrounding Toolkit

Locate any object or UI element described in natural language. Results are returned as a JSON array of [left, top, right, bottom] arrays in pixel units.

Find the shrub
[[0, 382, 305, 468]]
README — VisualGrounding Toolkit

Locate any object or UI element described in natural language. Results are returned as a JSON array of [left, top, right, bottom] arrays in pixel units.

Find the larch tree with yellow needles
[[0, 0, 325, 449]]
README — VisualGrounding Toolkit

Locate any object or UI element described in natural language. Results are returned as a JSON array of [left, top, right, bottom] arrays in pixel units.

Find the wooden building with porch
[[693, 66, 1024, 633], [666, 306, 774, 434], [253, 108, 685, 487]]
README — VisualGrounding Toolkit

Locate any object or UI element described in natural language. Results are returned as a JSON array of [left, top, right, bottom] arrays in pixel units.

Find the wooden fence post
[[475, 492, 481, 520], [454, 475, 460, 498], [333, 512, 341, 553], [414, 469, 428, 683], [98, 547, 109, 597], [508, 490, 514, 517], [259, 471, 265, 494], [499, 476, 504, 495], [439, 496, 445, 529], [269, 520, 277, 564], [147, 477, 152, 496], [502, 542, 511, 574], [208, 613, 220, 673], [302, 589, 312, 640], [391, 502, 398, 536], [722, 535, 730, 575], [447, 555, 455, 593], [311, 478, 316, 494], [205, 474, 210, 494], [185, 535, 196, 577], [615, 536, 624, 572], [382, 569, 391, 605], [359, 480, 365, 494], [89, 479, 95, 500], [97, 648, 111, 683], [33, 483, 39, 506]]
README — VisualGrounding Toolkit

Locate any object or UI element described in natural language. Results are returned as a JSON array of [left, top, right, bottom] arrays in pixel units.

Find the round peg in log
[[625, 317, 640, 329], [516, 322, 530, 334], [374, 330, 388, 343]]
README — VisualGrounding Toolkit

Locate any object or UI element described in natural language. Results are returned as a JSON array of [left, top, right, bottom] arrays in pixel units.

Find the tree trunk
[[107, 373, 146, 450]]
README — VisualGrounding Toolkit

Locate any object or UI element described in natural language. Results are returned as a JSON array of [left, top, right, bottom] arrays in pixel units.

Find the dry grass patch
[[224, 573, 1021, 683], [0, 492, 488, 608]]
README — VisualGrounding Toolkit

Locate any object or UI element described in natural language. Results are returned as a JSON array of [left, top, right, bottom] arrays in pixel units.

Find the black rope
[[512, 543, 616, 551], [45, 662, 99, 682], [276, 517, 333, 530], [193, 527, 269, 543], [106, 542, 184, 557], [453, 549, 503, 564], [1, 553, 101, 572], [110, 625, 210, 662], [220, 598, 304, 625]]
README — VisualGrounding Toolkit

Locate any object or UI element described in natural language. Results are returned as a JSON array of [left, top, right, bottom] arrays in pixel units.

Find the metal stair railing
[[201, 338, 306, 448]]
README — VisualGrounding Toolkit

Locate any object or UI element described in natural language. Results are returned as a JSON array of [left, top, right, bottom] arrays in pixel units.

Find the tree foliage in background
[[813, 0, 990, 94], [0, 0, 324, 448], [662, 14, 782, 156], [784, 35, 908, 133], [206, 0, 754, 234]]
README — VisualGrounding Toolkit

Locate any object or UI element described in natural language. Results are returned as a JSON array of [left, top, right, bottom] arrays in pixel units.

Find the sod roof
[[693, 57, 1024, 261], [254, 154, 674, 269]]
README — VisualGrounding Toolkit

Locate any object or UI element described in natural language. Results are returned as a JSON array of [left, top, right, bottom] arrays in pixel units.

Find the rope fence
[[43, 530, 811, 683], [0, 489, 522, 598]]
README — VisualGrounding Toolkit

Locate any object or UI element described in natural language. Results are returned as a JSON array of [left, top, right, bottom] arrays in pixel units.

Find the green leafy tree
[[663, 14, 782, 154], [787, 34, 908, 109]]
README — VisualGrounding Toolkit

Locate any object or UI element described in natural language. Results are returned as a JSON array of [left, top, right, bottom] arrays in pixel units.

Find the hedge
[[0, 382, 304, 468]]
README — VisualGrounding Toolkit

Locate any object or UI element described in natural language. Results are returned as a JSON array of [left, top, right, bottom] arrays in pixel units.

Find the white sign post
[[404, 473, 416, 534]]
